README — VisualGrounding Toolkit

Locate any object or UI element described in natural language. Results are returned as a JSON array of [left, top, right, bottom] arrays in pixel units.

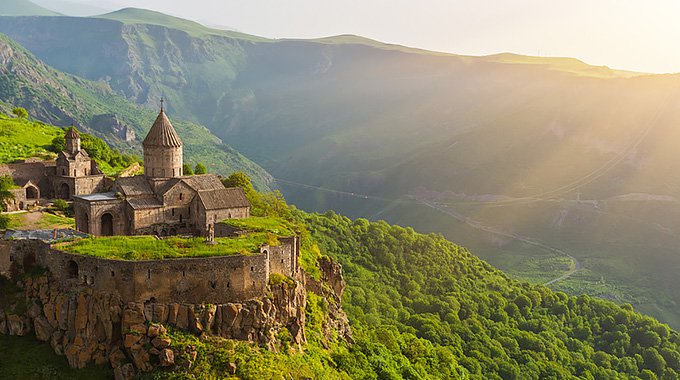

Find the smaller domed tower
[[64, 127, 81, 154], [143, 101, 183, 178]]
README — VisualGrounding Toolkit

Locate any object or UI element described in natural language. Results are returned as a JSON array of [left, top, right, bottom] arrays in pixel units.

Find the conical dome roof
[[142, 109, 182, 147]]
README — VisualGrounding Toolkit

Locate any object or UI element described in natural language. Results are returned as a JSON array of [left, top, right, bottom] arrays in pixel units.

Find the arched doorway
[[101, 213, 114, 236], [79, 212, 89, 234], [59, 183, 70, 199], [25, 186, 38, 199]]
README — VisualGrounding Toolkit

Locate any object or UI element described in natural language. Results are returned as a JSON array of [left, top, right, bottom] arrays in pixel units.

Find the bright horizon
[[34, 0, 680, 74]]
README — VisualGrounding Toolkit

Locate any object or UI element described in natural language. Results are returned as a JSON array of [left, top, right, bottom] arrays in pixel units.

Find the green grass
[[0, 114, 61, 164], [220, 216, 296, 236], [57, 233, 281, 260], [6, 211, 27, 228], [0, 333, 113, 380], [35, 212, 75, 229]]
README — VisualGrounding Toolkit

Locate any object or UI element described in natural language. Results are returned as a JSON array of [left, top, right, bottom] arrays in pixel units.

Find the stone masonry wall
[[0, 240, 278, 304]]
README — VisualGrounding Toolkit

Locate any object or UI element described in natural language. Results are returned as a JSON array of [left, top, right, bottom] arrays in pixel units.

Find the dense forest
[[297, 210, 680, 380]]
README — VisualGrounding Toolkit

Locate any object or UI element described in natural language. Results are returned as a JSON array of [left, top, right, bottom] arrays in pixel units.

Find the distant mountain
[[31, 0, 116, 16], [0, 0, 60, 16], [0, 32, 274, 191], [4, 10, 680, 330]]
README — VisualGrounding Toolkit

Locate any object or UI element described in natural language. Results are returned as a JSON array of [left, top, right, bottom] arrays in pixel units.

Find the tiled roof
[[113, 176, 154, 196], [198, 187, 250, 210], [181, 174, 225, 191], [127, 197, 163, 210], [142, 109, 182, 148]]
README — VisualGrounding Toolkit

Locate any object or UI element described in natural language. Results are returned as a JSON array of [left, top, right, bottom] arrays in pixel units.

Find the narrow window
[[182, 270, 185, 277], [111, 270, 115, 277], [179, 193, 183, 200], [188, 207, 191, 216], [252, 281, 255, 287], [281, 259, 284, 263], [173, 168, 175, 176], [9, 255, 13, 262], [162, 169, 165, 177], [179, 215, 182, 223], [172, 209, 175, 216], [227, 282, 230, 288], [147, 269, 151, 279], [250, 266, 254, 272], [152, 168, 155, 176]]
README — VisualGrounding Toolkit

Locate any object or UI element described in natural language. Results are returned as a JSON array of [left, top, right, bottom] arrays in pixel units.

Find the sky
[[34, 0, 680, 74]]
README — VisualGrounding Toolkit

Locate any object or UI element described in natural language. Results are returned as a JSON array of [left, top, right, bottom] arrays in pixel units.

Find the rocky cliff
[[0, 257, 351, 379]]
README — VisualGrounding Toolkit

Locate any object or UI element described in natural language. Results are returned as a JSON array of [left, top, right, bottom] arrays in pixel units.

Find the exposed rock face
[[305, 257, 353, 343], [91, 114, 137, 142], [0, 257, 351, 373]]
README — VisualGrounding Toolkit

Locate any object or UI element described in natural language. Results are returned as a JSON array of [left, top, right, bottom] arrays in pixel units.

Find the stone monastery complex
[[2, 105, 251, 238], [73, 106, 250, 237]]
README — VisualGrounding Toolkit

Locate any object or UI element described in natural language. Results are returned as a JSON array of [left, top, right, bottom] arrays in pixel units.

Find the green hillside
[[0, 113, 61, 163], [0, 0, 59, 16]]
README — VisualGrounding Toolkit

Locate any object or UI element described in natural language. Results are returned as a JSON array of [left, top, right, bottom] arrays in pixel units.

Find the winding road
[[413, 197, 581, 286]]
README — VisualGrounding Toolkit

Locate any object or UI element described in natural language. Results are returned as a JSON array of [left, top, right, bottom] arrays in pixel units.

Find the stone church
[[73, 106, 250, 237], [0, 128, 107, 211]]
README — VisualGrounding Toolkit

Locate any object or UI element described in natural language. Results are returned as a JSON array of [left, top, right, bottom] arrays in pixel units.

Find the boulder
[[147, 324, 163, 338], [159, 348, 174, 367], [152, 336, 171, 349]]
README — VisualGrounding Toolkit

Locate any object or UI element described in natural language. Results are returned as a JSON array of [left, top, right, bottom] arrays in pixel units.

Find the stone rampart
[[0, 235, 299, 304]]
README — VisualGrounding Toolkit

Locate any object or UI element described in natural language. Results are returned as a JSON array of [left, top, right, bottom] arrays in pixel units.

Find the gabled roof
[[113, 176, 154, 197], [127, 197, 163, 210], [181, 174, 225, 191], [142, 109, 182, 148], [198, 187, 250, 210]]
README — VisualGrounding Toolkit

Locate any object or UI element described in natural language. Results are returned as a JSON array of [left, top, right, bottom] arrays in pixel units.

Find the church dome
[[142, 109, 182, 148]]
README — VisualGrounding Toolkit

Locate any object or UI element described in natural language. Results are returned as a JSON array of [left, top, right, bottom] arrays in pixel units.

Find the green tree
[[194, 163, 207, 174], [183, 163, 194, 175], [12, 107, 27, 119], [222, 171, 253, 191]]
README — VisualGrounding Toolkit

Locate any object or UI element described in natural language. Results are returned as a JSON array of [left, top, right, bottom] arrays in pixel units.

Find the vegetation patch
[[220, 216, 295, 237], [0, 333, 113, 380], [56, 233, 281, 260]]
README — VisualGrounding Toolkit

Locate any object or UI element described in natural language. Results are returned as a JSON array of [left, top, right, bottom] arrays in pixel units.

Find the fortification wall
[[0, 236, 299, 304]]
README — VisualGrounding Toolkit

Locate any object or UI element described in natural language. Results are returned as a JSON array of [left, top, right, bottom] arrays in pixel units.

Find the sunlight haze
[[35, 0, 680, 74]]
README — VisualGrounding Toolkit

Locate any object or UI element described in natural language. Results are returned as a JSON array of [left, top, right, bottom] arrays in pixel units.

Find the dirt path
[[22, 210, 44, 228], [413, 197, 581, 286]]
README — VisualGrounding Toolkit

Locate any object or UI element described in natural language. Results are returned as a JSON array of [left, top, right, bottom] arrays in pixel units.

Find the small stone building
[[73, 107, 250, 237], [0, 129, 106, 211]]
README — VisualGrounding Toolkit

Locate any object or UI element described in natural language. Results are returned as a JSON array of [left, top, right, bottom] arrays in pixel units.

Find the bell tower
[[64, 127, 81, 154]]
